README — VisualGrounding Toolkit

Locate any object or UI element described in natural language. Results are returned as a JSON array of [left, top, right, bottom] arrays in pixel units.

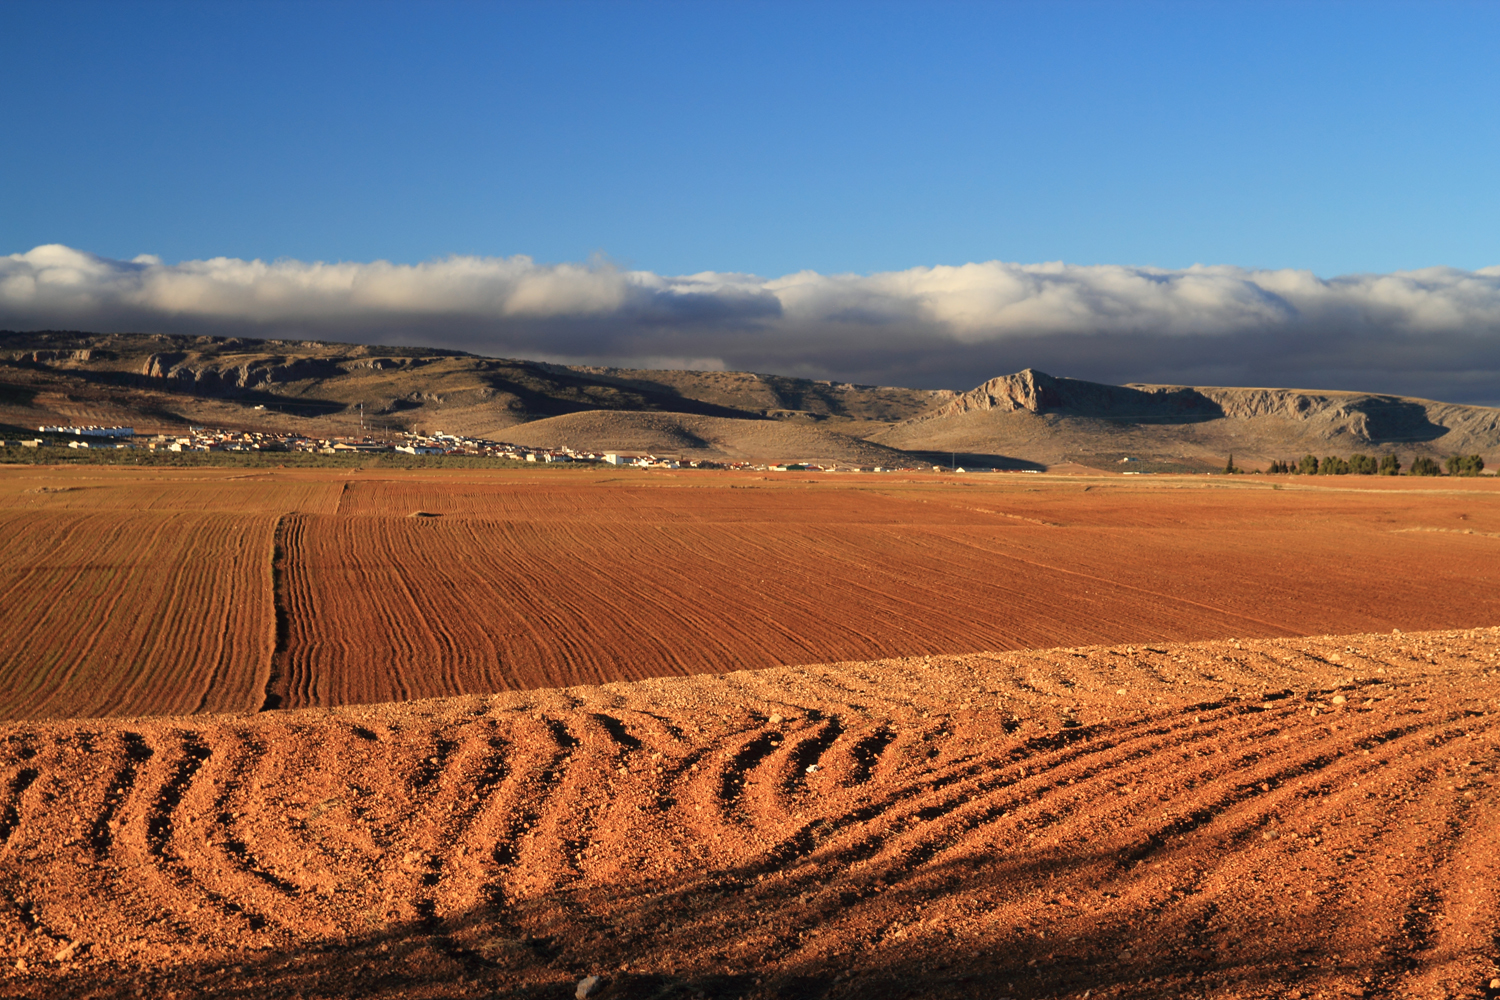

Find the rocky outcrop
[[931, 369, 1062, 415], [1189, 388, 1447, 443], [349, 357, 428, 372], [142, 352, 188, 378], [140, 354, 347, 390], [879, 369, 1500, 462], [923, 369, 1222, 424], [15, 348, 108, 363]]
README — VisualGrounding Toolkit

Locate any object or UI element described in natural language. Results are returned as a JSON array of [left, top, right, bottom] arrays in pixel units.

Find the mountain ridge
[[3, 330, 1498, 468]]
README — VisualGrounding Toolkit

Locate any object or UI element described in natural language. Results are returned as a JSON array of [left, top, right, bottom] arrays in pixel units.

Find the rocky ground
[[3, 627, 1499, 999]]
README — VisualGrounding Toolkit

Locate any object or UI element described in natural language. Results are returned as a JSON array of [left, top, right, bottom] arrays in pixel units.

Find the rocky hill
[[3, 332, 1498, 468], [873, 368, 1500, 469], [0, 331, 947, 459]]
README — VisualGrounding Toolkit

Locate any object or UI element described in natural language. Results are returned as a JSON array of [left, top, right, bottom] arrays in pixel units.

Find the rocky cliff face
[[925, 369, 1222, 423], [916, 369, 1473, 444], [140, 353, 351, 389], [12, 348, 109, 363], [1188, 387, 1447, 443], [930, 369, 1062, 415]]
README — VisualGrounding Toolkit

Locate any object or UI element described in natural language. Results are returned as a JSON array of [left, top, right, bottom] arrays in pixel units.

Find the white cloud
[[3, 245, 1500, 401]]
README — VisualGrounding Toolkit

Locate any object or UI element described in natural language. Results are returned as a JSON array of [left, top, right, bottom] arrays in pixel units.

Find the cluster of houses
[[9, 425, 953, 472], [36, 424, 135, 438]]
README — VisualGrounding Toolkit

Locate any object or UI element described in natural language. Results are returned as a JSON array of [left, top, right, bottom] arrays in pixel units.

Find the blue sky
[[5, 0, 1497, 277], [5, 1, 1500, 399]]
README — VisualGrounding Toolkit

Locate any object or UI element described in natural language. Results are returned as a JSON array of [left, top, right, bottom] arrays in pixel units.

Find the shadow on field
[[14, 837, 1433, 1000], [903, 451, 1046, 472]]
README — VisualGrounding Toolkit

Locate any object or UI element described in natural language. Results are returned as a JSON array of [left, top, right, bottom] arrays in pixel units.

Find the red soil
[[2, 467, 1499, 718], [3, 628, 1499, 999], [0, 508, 276, 719]]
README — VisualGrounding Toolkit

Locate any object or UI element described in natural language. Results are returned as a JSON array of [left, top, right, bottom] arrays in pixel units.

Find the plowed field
[[0, 508, 276, 719], [3, 466, 1500, 718], [4, 628, 1500, 999]]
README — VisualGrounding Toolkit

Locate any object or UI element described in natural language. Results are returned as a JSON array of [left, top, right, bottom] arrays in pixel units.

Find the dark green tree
[[1296, 454, 1320, 475], [1379, 453, 1401, 476], [1446, 454, 1485, 476], [1319, 456, 1350, 475], [1348, 453, 1378, 475], [1410, 456, 1442, 476]]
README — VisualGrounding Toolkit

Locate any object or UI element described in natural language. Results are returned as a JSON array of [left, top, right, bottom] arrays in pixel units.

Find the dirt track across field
[[4, 466, 1500, 720], [3, 627, 1499, 999]]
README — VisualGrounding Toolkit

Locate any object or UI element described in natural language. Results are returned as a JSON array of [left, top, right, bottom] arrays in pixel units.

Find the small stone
[[576, 974, 605, 998], [805, 764, 819, 773], [1332, 695, 1347, 705], [768, 714, 783, 725], [1116, 689, 1127, 696], [54, 941, 78, 962], [13, 958, 26, 972], [1489, 978, 1499, 990]]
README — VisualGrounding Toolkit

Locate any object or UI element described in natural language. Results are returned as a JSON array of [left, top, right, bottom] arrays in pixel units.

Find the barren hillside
[[875, 369, 1500, 468], [0, 331, 943, 444]]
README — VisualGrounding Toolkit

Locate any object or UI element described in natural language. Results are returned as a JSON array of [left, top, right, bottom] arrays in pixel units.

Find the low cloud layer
[[5, 244, 1500, 402]]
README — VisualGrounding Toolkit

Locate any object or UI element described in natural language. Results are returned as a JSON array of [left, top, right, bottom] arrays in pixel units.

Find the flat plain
[[2, 465, 1499, 719]]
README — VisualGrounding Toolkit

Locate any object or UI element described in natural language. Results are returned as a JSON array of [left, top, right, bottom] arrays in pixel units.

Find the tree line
[[1254, 453, 1486, 476]]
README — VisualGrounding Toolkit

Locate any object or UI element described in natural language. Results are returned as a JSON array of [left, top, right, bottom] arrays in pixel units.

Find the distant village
[[15, 425, 963, 473]]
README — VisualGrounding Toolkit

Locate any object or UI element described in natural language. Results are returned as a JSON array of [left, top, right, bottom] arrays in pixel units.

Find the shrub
[[1348, 453, 1378, 475], [1378, 453, 1401, 476], [1409, 456, 1442, 476]]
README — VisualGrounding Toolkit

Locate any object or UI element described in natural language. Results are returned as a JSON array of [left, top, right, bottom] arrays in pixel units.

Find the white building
[[38, 425, 134, 438]]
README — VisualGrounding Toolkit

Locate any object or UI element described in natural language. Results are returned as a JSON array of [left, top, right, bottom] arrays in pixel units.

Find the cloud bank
[[5, 244, 1500, 402]]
